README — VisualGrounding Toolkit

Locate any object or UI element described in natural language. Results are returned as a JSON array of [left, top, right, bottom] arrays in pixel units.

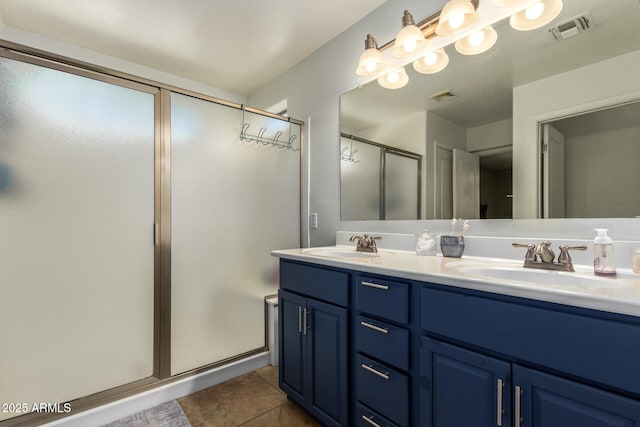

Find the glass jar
[[416, 230, 436, 256]]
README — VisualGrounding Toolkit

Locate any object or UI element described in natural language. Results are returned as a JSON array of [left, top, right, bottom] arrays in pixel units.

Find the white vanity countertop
[[272, 246, 640, 318]]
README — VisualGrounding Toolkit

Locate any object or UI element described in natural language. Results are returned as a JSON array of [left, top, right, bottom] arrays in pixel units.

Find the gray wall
[[555, 111, 640, 218], [248, 0, 447, 246]]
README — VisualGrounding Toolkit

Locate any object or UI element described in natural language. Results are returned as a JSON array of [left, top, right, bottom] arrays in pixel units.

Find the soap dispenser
[[593, 229, 616, 277]]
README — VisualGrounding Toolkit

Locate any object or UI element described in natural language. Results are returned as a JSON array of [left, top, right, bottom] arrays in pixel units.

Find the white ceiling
[[0, 0, 386, 95]]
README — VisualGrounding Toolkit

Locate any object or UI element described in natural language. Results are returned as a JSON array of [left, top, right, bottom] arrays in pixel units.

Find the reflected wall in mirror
[[340, 0, 640, 220], [542, 101, 640, 218]]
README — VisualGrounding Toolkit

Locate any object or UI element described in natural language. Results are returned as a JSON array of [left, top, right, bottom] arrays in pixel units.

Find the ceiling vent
[[429, 89, 456, 102], [549, 12, 594, 41]]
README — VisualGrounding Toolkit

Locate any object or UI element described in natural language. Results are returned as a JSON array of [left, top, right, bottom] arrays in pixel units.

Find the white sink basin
[[302, 247, 390, 259], [455, 263, 620, 288]]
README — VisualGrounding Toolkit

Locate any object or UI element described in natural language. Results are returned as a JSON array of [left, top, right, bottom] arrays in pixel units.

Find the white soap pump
[[593, 229, 616, 277]]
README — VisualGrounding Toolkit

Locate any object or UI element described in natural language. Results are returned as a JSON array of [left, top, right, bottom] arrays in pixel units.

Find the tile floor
[[177, 366, 321, 427], [107, 366, 320, 427]]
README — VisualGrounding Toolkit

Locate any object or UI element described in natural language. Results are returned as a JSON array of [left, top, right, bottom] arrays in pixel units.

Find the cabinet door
[[279, 290, 306, 403], [307, 298, 349, 427], [421, 337, 511, 427], [514, 365, 640, 427]]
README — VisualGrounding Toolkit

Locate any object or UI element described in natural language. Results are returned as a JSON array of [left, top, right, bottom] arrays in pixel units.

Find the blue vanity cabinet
[[276, 257, 640, 427], [420, 337, 512, 427], [357, 402, 400, 427], [419, 285, 640, 427], [280, 290, 307, 402], [279, 261, 349, 427], [420, 337, 640, 427], [514, 365, 640, 427], [354, 274, 411, 426]]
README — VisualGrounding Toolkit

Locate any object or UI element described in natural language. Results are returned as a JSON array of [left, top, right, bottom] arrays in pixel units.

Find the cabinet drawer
[[356, 314, 409, 371], [355, 275, 409, 323], [356, 354, 409, 426], [421, 286, 640, 397], [357, 402, 400, 427], [280, 260, 349, 306]]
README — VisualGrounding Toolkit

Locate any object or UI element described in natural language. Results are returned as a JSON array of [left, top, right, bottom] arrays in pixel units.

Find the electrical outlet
[[309, 213, 318, 229]]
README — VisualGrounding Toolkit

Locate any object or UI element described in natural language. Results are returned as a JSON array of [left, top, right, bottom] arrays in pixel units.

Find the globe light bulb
[[468, 30, 485, 46], [424, 52, 438, 66], [448, 13, 465, 29], [364, 59, 377, 72], [387, 71, 400, 83], [525, 2, 545, 20], [403, 38, 417, 53]]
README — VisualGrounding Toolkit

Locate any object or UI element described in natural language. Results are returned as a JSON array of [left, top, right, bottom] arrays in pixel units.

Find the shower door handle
[[153, 223, 160, 246]]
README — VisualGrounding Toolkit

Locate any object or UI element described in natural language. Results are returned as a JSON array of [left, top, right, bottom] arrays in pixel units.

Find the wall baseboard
[[43, 352, 270, 427]]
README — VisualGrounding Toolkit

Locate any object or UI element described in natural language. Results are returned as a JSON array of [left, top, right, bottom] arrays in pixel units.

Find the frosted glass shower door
[[385, 152, 420, 220], [0, 56, 156, 420], [340, 137, 381, 220], [171, 93, 300, 375]]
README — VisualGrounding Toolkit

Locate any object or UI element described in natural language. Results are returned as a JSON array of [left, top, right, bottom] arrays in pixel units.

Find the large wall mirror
[[340, 0, 640, 220]]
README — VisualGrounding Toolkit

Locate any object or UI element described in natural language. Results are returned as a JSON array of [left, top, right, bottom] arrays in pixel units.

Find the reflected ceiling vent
[[549, 12, 594, 41], [429, 89, 456, 102]]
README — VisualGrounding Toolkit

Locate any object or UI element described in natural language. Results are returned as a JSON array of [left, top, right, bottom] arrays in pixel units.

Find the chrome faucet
[[513, 242, 587, 272], [349, 234, 382, 253], [535, 241, 555, 263]]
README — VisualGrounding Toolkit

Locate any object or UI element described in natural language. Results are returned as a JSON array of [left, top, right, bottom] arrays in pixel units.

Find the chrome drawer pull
[[361, 414, 382, 427], [361, 363, 390, 380], [302, 308, 308, 335], [515, 385, 522, 427], [360, 321, 389, 334], [361, 281, 389, 290], [298, 306, 302, 333], [497, 378, 503, 427]]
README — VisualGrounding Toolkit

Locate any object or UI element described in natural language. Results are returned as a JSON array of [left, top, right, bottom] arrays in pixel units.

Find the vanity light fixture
[[510, 0, 564, 31], [413, 48, 449, 74], [355, 34, 387, 76], [392, 10, 429, 58], [356, 0, 552, 86], [378, 67, 409, 89], [435, 0, 480, 36], [455, 25, 498, 55]]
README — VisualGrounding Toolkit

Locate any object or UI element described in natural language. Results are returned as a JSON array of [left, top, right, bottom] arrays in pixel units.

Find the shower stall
[[0, 44, 301, 424]]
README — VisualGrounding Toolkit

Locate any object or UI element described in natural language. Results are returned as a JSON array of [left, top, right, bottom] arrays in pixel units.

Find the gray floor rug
[[102, 400, 190, 427]]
